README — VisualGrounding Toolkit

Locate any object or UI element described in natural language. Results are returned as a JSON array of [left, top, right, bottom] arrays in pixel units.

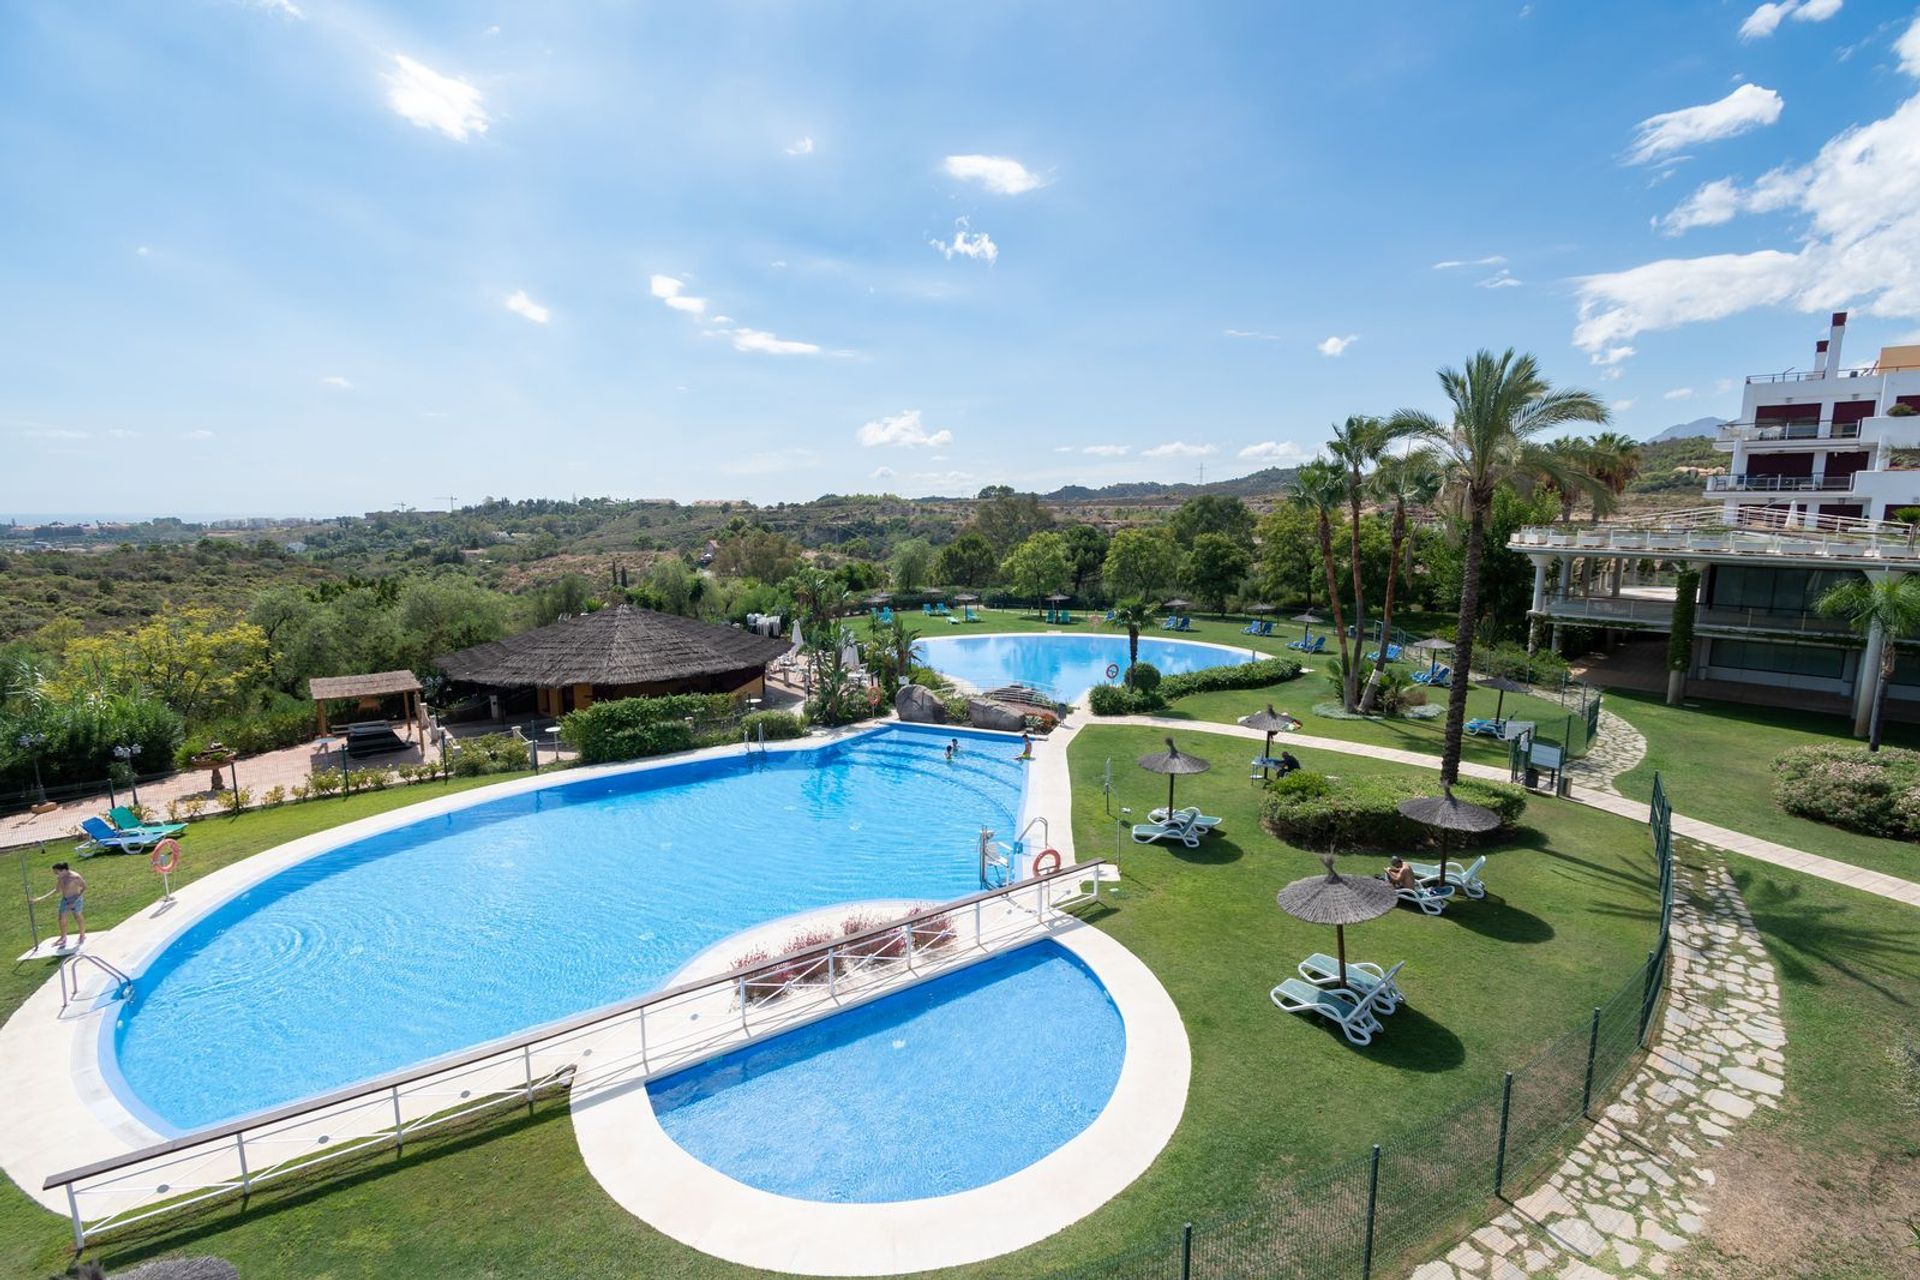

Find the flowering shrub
[[1772, 744, 1920, 839]]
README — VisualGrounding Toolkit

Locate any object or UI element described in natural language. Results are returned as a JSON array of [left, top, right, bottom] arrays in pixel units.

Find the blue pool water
[[920, 632, 1256, 701], [650, 941, 1124, 1202], [109, 727, 1025, 1131]]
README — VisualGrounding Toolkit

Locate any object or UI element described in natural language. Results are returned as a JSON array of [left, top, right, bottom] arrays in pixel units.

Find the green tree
[[1252, 505, 1320, 609], [1360, 450, 1441, 712], [1818, 572, 1920, 750], [1102, 526, 1182, 602], [395, 577, 510, 669], [1183, 533, 1250, 613], [968, 491, 1055, 555], [1328, 415, 1405, 710], [933, 532, 999, 588], [1290, 460, 1355, 708], [1001, 531, 1072, 608], [1060, 524, 1110, 598], [1105, 599, 1156, 686], [713, 528, 804, 582], [54, 606, 270, 722], [889, 538, 935, 594], [1394, 349, 1608, 784], [643, 555, 699, 616], [1169, 494, 1254, 549]]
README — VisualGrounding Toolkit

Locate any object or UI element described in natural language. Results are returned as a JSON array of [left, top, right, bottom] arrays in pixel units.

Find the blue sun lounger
[[78, 816, 171, 855]]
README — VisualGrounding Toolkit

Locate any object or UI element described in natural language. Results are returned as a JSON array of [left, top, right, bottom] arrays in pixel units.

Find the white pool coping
[[0, 720, 1035, 1215], [571, 919, 1189, 1277]]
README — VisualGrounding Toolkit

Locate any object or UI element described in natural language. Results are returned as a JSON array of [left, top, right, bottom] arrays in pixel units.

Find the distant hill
[[1041, 466, 1298, 504], [1648, 416, 1726, 443], [1627, 435, 1724, 495]]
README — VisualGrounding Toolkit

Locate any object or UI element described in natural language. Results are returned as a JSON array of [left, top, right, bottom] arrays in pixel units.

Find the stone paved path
[[1566, 708, 1648, 796], [1408, 859, 1784, 1279]]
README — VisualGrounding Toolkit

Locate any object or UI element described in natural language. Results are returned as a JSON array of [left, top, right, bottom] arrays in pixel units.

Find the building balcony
[[1531, 593, 1855, 637], [1745, 363, 1914, 384], [1704, 473, 1856, 494], [1509, 511, 1920, 565], [1714, 420, 1863, 448]]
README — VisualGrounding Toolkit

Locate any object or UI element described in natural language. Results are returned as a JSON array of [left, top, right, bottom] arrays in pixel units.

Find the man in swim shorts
[[33, 862, 86, 948]]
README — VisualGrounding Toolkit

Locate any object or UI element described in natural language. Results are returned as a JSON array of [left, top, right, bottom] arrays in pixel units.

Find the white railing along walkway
[[43, 859, 1110, 1248], [1512, 507, 1920, 564]]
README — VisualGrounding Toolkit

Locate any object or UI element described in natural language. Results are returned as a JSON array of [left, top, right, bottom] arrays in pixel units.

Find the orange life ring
[[149, 838, 180, 876], [1031, 847, 1062, 877]]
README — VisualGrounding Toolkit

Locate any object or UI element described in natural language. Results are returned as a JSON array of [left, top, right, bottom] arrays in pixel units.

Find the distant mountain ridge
[[1040, 466, 1299, 503], [1648, 416, 1727, 443]]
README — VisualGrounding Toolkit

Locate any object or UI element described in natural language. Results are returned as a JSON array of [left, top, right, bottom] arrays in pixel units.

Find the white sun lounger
[[1131, 815, 1202, 848], [1148, 805, 1222, 832], [1410, 854, 1487, 899], [1393, 880, 1457, 915], [1298, 955, 1406, 1014], [1270, 970, 1395, 1045]]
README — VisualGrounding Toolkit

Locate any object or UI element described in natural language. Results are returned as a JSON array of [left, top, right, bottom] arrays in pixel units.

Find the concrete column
[[1530, 558, 1549, 614], [1557, 555, 1573, 601]]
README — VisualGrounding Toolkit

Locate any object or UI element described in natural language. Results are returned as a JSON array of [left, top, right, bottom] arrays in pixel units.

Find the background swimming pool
[[111, 728, 1024, 1131], [649, 941, 1124, 1202], [920, 632, 1255, 701]]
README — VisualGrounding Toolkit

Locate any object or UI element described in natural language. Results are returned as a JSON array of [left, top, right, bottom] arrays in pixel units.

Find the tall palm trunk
[[1346, 487, 1366, 710], [1360, 500, 1406, 712], [1440, 494, 1489, 785], [1316, 512, 1352, 703], [1871, 642, 1895, 752], [1128, 625, 1141, 681]]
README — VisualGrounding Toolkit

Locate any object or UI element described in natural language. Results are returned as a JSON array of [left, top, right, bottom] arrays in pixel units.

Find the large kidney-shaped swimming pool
[[919, 632, 1257, 701], [107, 726, 1026, 1132]]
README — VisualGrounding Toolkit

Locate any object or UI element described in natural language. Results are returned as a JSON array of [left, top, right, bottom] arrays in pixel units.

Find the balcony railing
[[1715, 420, 1864, 444], [1509, 507, 1920, 562], [1746, 362, 1920, 384], [1533, 595, 1853, 636], [1704, 473, 1856, 493]]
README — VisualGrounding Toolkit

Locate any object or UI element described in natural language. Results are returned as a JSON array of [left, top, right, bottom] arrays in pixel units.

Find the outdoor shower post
[[1178, 1222, 1192, 1280], [1494, 1072, 1514, 1199], [1362, 1144, 1380, 1279], [1582, 1006, 1601, 1118], [20, 848, 40, 951]]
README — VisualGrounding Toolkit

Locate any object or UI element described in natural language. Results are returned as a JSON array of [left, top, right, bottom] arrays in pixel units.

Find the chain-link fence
[[1051, 777, 1677, 1280]]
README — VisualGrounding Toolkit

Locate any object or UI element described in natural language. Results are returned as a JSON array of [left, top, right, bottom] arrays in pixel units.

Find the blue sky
[[5, 0, 1920, 515]]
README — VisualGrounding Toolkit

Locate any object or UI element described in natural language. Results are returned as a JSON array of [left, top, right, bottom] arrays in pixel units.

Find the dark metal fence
[[1052, 776, 1678, 1280]]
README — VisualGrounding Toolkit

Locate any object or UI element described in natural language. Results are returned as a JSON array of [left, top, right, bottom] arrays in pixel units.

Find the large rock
[[895, 684, 948, 724], [968, 698, 1026, 733]]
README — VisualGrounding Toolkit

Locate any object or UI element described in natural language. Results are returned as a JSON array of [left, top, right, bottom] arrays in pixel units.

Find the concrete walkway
[[1103, 715, 1920, 910]]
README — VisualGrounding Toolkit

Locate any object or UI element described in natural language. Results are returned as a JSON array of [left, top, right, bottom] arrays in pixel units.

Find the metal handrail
[[1704, 473, 1856, 493], [1746, 362, 1920, 383], [1716, 420, 1866, 443], [43, 858, 1108, 1221]]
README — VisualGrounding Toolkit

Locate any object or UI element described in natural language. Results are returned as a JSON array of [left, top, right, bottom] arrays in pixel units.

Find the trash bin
[[1525, 766, 1541, 789]]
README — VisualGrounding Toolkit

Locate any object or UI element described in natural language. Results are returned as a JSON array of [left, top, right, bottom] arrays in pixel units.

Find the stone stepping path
[[1409, 859, 1784, 1279], [1565, 708, 1647, 796]]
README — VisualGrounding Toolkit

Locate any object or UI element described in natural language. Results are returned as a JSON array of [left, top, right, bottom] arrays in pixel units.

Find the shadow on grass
[[1730, 868, 1920, 1006], [1354, 1004, 1467, 1074], [1444, 896, 1556, 945], [1165, 836, 1246, 866]]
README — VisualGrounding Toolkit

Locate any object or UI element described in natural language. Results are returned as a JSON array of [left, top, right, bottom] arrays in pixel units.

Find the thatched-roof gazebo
[[308, 670, 423, 737], [438, 605, 792, 717]]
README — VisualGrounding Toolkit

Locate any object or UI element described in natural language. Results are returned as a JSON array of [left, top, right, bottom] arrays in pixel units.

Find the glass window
[[1710, 639, 1848, 679]]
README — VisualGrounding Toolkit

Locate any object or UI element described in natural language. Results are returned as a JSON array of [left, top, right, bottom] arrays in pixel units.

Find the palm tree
[[1360, 449, 1442, 713], [1393, 350, 1608, 784], [1106, 599, 1157, 688], [1818, 573, 1920, 751], [1587, 431, 1643, 499], [1290, 459, 1355, 708], [1328, 416, 1399, 710]]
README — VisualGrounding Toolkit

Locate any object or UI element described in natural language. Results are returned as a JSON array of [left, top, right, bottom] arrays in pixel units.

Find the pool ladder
[[978, 817, 1051, 889], [58, 953, 134, 1015]]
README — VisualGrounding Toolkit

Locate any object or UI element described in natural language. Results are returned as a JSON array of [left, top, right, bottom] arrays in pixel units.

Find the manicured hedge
[[1089, 685, 1167, 715], [1260, 770, 1528, 851], [559, 693, 733, 764], [741, 710, 807, 741], [1772, 743, 1920, 839], [1160, 656, 1303, 700]]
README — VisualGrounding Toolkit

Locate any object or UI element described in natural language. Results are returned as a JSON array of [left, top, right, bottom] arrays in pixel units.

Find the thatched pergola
[[437, 605, 791, 717], [308, 670, 424, 737]]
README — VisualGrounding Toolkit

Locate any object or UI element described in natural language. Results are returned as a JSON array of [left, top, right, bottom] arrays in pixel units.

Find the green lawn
[[1670, 846, 1920, 1278], [1, 731, 1662, 1280], [1608, 688, 1920, 884]]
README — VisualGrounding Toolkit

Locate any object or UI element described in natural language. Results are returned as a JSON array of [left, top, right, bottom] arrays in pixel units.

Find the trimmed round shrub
[[1261, 770, 1527, 851], [1125, 661, 1162, 693], [1772, 743, 1920, 839], [1089, 684, 1167, 716]]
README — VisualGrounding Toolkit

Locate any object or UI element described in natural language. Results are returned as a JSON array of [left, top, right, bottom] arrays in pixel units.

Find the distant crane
[[442, 495, 457, 514]]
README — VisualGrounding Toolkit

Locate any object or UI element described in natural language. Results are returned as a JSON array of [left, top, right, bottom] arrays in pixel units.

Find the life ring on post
[[1104, 663, 1120, 681], [149, 838, 181, 876], [1031, 847, 1062, 877]]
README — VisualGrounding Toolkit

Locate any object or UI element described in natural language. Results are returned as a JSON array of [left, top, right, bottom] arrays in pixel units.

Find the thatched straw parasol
[[1046, 592, 1071, 603], [1397, 786, 1502, 895], [1408, 636, 1454, 677], [1276, 854, 1397, 987], [1245, 602, 1274, 615], [1477, 674, 1527, 722], [1137, 736, 1211, 816], [953, 592, 980, 604], [1241, 703, 1299, 778], [1291, 611, 1321, 642], [1162, 598, 1193, 613]]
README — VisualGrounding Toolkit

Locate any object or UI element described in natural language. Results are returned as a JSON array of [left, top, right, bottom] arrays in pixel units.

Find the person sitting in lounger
[[1384, 856, 1416, 891]]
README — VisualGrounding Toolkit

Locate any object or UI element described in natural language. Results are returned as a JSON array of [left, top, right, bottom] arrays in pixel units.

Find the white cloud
[[872, 466, 896, 479], [649, 274, 707, 314], [320, 375, 353, 388], [1433, 255, 1506, 270], [1610, 399, 1637, 413], [1716, 377, 1738, 393], [386, 55, 489, 142], [1627, 84, 1783, 165], [729, 327, 821, 356], [724, 447, 822, 476], [1601, 367, 1626, 381], [1659, 166, 1807, 234], [711, 314, 733, 324], [1740, 0, 1841, 40], [1477, 268, 1524, 288], [929, 217, 998, 265], [505, 290, 550, 323], [1051, 445, 1074, 453], [241, 0, 304, 17], [482, 24, 500, 36], [1317, 334, 1358, 357], [108, 428, 140, 440], [1238, 441, 1313, 465], [910, 469, 976, 487], [1577, 22, 1920, 355], [857, 409, 952, 448], [1224, 328, 1282, 340], [135, 245, 150, 256], [1141, 441, 1216, 459], [1592, 344, 1637, 366], [1082, 444, 1130, 457], [942, 154, 1046, 195], [785, 137, 814, 156], [183, 429, 215, 440], [19, 426, 90, 440], [1664, 387, 1696, 400]]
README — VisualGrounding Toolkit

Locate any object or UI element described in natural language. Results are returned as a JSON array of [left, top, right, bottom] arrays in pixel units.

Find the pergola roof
[[437, 605, 791, 689], [308, 670, 423, 701]]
